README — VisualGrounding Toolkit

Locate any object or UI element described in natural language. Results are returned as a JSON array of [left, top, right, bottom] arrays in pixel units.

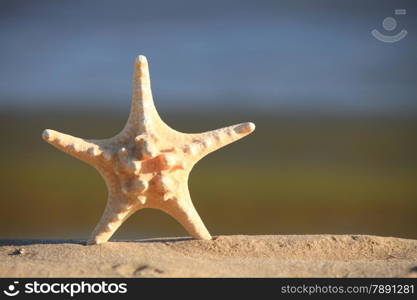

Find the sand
[[1, 235, 416, 277]]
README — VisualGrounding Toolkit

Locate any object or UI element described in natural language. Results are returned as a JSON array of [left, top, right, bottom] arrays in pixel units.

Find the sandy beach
[[1, 235, 416, 278]]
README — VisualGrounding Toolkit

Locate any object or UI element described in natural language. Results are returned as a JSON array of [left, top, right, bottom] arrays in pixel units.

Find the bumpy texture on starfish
[[42, 55, 255, 245]]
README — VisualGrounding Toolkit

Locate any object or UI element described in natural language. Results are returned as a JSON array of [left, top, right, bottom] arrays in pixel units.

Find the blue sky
[[0, 0, 416, 114]]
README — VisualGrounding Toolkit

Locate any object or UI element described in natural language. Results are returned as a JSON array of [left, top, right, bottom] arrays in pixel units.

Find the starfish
[[42, 55, 255, 245]]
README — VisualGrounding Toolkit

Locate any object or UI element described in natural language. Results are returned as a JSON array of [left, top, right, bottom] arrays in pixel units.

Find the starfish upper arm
[[182, 122, 256, 163], [42, 129, 108, 166]]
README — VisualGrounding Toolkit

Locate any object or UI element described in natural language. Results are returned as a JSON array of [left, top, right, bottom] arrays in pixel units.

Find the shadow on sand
[[0, 237, 198, 247]]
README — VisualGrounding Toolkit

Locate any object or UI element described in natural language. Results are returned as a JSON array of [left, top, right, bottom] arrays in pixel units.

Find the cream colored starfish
[[42, 55, 255, 245]]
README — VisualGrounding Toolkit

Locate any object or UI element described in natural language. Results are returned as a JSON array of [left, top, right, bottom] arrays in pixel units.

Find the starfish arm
[[121, 55, 163, 138], [163, 189, 212, 240], [185, 122, 255, 162], [42, 129, 106, 165], [87, 191, 137, 245], [132, 55, 153, 104]]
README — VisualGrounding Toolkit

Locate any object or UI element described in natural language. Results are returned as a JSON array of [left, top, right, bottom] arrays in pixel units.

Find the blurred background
[[0, 0, 416, 240]]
